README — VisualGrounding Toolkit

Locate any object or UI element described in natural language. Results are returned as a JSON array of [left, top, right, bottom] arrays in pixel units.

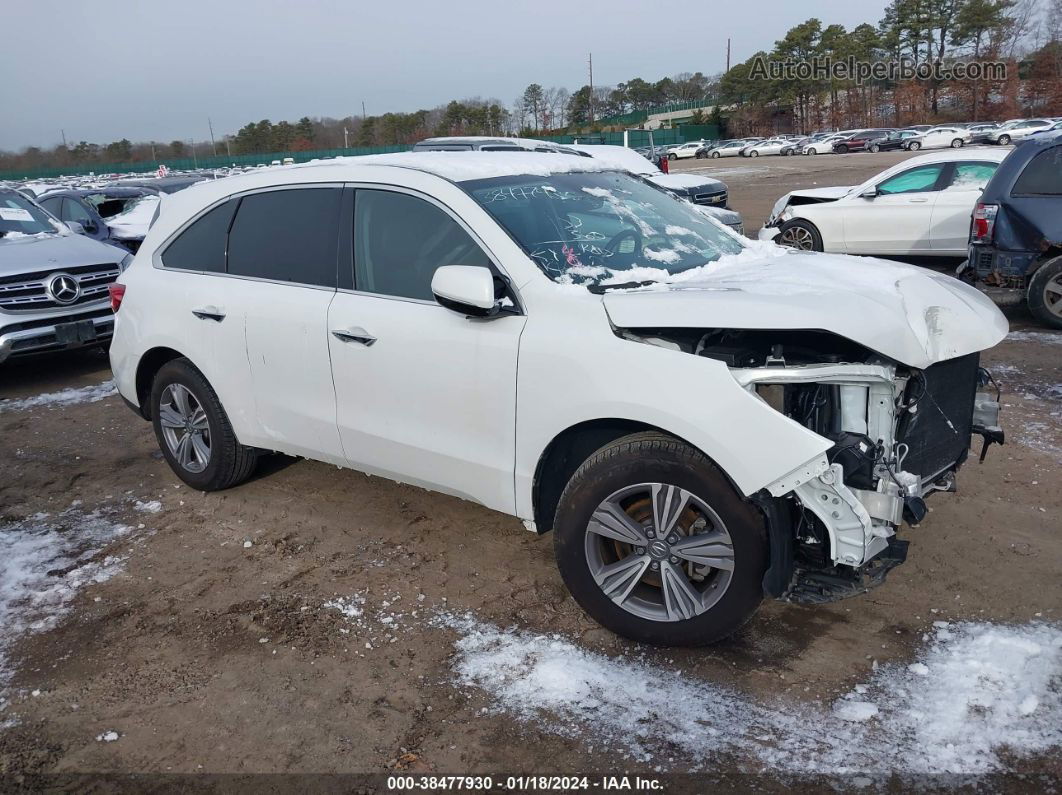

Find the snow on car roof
[[325, 151, 610, 182]]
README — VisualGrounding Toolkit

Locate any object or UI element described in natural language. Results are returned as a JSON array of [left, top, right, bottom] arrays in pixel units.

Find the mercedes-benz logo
[[47, 273, 80, 305]]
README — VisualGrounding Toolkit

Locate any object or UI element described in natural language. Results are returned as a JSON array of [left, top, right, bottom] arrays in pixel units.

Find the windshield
[[463, 171, 744, 284], [83, 192, 149, 218], [0, 191, 65, 238]]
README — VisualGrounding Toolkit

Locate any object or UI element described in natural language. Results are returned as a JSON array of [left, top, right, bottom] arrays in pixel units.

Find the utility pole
[[60, 129, 68, 148], [343, 127, 349, 148], [190, 140, 197, 169], [362, 101, 367, 119], [150, 142, 156, 161], [208, 118, 217, 156], [726, 38, 731, 72], [588, 52, 594, 124]]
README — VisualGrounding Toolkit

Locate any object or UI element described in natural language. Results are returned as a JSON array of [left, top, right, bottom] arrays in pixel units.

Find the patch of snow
[[133, 500, 162, 514], [439, 614, 1062, 774], [0, 507, 133, 694], [1007, 331, 1062, 346], [96, 730, 119, 742], [0, 381, 116, 413], [105, 195, 159, 240]]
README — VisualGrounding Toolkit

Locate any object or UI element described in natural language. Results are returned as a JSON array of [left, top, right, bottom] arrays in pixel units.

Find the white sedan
[[759, 148, 1008, 257], [741, 138, 789, 157], [905, 127, 971, 151], [803, 133, 851, 154], [706, 140, 748, 158], [666, 141, 706, 160]]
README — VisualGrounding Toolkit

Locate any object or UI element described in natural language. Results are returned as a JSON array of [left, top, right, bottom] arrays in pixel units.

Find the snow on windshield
[[104, 194, 160, 238], [465, 171, 744, 284]]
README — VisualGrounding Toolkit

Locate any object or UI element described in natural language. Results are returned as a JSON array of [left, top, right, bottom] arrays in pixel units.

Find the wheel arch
[[530, 418, 743, 535], [134, 346, 193, 419]]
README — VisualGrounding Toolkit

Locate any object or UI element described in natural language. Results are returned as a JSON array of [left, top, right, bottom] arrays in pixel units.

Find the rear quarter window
[[161, 200, 237, 273], [1012, 148, 1062, 195]]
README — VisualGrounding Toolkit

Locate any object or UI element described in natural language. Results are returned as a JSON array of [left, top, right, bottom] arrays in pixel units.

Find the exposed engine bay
[[618, 326, 1004, 603]]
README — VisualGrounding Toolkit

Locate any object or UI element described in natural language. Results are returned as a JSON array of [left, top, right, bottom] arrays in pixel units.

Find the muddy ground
[[1, 152, 1059, 789]]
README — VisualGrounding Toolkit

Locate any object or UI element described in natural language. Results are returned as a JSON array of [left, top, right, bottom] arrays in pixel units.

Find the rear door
[[841, 162, 947, 254], [930, 161, 1000, 253], [327, 186, 525, 513], [219, 185, 345, 462]]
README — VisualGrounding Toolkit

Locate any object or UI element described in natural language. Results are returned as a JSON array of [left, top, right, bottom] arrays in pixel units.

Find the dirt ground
[[1, 152, 1060, 789]]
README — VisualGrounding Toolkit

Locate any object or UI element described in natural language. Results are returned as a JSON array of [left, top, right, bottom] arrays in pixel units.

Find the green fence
[[1, 126, 719, 181]]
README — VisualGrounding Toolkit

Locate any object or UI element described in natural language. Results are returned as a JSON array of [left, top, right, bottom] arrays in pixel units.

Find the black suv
[[966, 132, 1062, 328]]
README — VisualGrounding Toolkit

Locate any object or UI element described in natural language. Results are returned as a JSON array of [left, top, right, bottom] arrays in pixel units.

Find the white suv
[[110, 152, 1007, 646]]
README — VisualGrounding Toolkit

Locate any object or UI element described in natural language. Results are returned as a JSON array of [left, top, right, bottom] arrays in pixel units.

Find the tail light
[[109, 283, 126, 313], [971, 203, 998, 244]]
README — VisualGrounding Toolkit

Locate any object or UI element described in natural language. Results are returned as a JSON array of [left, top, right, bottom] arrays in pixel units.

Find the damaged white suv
[[109, 153, 1007, 646]]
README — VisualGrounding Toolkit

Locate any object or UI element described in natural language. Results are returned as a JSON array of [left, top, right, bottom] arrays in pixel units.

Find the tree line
[[2, 0, 1060, 174]]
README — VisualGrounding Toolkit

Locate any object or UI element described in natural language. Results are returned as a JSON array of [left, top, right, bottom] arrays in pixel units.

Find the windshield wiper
[[586, 280, 660, 294]]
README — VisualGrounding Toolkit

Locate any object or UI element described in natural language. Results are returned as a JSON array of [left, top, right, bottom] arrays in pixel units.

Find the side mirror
[[431, 265, 498, 317], [860, 187, 878, 199], [65, 221, 87, 234]]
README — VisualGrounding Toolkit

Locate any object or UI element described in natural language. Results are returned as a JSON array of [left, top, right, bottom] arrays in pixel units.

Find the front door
[[842, 163, 946, 255], [328, 187, 525, 513]]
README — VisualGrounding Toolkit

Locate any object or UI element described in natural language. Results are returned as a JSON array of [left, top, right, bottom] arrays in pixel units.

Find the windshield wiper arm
[[587, 280, 660, 294]]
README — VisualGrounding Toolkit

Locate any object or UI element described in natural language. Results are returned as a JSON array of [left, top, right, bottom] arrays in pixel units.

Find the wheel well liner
[[134, 346, 186, 419]]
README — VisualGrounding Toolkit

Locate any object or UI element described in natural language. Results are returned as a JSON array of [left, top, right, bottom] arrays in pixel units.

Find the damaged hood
[[785, 186, 853, 200], [601, 252, 1008, 369]]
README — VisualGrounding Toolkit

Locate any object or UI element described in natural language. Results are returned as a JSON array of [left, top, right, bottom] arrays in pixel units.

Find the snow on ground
[[0, 506, 133, 704], [0, 381, 116, 413], [439, 614, 1062, 775], [1007, 331, 1062, 346]]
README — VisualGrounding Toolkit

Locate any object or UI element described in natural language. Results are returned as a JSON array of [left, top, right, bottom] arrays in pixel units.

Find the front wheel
[[806, 148, 817, 155], [1028, 257, 1062, 329], [951, 138, 964, 148], [750, 150, 759, 157], [668, 153, 677, 161], [150, 358, 259, 491], [869, 144, 880, 153], [711, 150, 721, 158], [553, 432, 766, 646], [907, 141, 921, 151], [997, 134, 1011, 145], [696, 151, 706, 159], [776, 219, 823, 251]]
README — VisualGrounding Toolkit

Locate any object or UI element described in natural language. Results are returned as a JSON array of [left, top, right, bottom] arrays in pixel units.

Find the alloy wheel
[[778, 225, 815, 250], [158, 383, 212, 473], [1044, 272, 1062, 319], [584, 483, 734, 622]]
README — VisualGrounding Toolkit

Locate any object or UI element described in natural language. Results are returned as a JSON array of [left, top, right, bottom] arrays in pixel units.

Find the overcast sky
[[1, 0, 888, 151]]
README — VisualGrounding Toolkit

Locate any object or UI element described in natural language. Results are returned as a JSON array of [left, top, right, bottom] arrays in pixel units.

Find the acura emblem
[[47, 273, 80, 304]]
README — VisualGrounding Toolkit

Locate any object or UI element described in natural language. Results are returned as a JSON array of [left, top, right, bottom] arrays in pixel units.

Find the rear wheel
[[150, 358, 258, 491], [553, 432, 766, 646], [776, 219, 823, 251], [868, 143, 880, 153], [696, 151, 706, 159], [1027, 257, 1062, 329], [997, 134, 1011, 145], [951, 138, 964, 148], [668, 152, 677, 161]]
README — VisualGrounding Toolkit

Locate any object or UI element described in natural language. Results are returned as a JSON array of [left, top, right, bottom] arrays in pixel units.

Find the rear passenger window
[[948, 162, 998, 191], [354, 189, 491, 301], [1012, 149, 1062, 195], [162, 200, 236, 273], [227, 188, 341, 287]]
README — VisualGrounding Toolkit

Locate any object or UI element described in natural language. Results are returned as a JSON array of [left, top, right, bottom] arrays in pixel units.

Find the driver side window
[[876, 164, 945, 195], [353, 189, 492, 301]]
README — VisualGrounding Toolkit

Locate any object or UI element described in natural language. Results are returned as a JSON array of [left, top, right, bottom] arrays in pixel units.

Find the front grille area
[[896, 353, 980, 479], [694, 190, 727, 206], [0, 262, 120, 311]]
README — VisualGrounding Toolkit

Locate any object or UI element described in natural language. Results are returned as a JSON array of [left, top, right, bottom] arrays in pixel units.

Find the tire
[[553, 432, 766, 646], [868, 144, 880, 153], [149, 358, 258, 491], [1027, 257, 1062, 329], [835, 145, 849, 154], [696, 151, 706, 159], [997, 134, 1011, 145], [776, 219, 824, 251], [750, 150, 759, 157], [806, 149, 817, 155], [908, 141, 921, 151], [951, 138, 964, 148], [668, 153, 677, 161], [711, 151, 720, 158]]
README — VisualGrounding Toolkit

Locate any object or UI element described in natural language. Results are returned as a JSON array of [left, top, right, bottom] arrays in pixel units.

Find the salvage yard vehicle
[[37, 187, 160, 253], [831, 129, 892, 154], [741, 138, 789, 157], [707, 140, 748, 158], [905, 126, 971, 151], [0, 188, 130, 364], [666, 141, 707, 160], [110, 152, 1006, 646], [867, 130, 922, 152], [803, 133, 852, 154], [759, 149, 1007, 257], [965, 131, 1062, 328], [986, 119, 1054, 145]]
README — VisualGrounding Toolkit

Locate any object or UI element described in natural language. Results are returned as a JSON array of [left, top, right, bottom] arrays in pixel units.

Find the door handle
[[331, 327, 376, 346], [907, 198, 929, 203], [192, 306, 226, 321]]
